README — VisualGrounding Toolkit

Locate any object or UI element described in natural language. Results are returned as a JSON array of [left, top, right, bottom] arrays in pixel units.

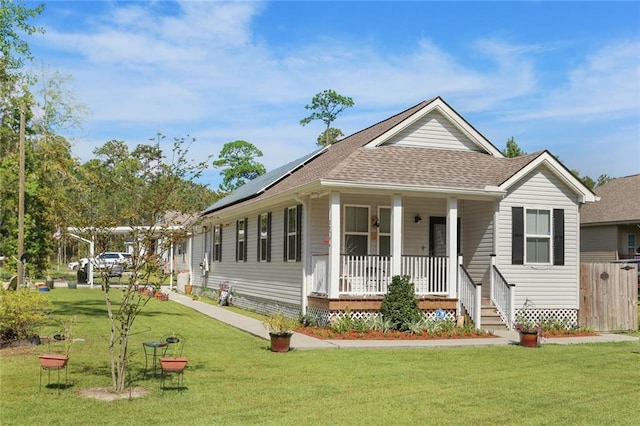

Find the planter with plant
[[263, 311, 298, 352], [513, 299, 541, 348], [38, 316, 79, 368]]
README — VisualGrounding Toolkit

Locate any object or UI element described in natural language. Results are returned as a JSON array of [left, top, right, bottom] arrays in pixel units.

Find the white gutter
[[319, 179, 507, 199]]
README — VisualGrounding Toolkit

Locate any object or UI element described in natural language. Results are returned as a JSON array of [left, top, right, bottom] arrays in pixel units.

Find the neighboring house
[[580, 174, 640, 262], [191, 96, 596, 328]]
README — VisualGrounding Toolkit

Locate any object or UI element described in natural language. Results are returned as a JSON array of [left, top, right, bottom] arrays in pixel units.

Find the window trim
[[236, 218, 247, 262], [525, 208, 551, 264], [377, 206, 391, 257], [213, 224, 222, 262], [627, 233, 637, 255], [283, 205, 302, 262], [343, 204, 370, 256], [258, 212, 272, 262]]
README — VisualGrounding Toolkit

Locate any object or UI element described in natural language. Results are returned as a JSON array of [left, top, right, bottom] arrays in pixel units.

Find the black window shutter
[[243, 218, 248, 262], [296, 204, 303, 262], [219, 226, 222, 262], [553, 209, 565, 266], [283, 207, 288, 262], [257, 215, 261, 262], [235, 220, 239, 262], [267, 212, 272, 262], [512, 207, 524, 265]]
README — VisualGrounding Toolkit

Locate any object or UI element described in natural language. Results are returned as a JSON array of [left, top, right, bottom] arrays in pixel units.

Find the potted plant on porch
[[263, 311, 298, 353], [514, 299, 541, 348]]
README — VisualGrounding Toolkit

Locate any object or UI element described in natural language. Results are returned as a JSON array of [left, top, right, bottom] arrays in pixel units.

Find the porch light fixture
[[414, 214, 422, 224]]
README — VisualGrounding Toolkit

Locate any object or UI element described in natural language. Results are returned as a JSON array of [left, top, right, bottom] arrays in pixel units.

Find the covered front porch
[[303, 191, 515, 329]]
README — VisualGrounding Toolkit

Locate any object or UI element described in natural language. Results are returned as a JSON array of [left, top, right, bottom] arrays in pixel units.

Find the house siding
[[191, 200, 304, 311], [580, 226, 618, 261], [384, 110, 483, 152], [496, 166, 581, 309], [461, 199, 496, 296]]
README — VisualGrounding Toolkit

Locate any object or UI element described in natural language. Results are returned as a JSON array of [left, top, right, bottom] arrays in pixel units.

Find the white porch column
[[446, 197, 458, 299], [391, 194, 403, 276], [327, 192, 341, 298]]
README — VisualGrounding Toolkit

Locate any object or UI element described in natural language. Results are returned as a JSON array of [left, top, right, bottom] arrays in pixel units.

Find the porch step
[[480, 302, 508, 331]]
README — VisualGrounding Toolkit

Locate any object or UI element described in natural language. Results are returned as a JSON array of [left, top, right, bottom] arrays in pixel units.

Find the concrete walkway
[[168, 292, 639, 350]]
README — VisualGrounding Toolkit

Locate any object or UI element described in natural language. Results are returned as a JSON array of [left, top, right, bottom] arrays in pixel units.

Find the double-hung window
[[627, 234, 637, 255], [213, 225, 222, 262], [258, 212, 271, 262], [513, 207, 564, 266], [344, 205, 369, 256], [526, 209, 550, 263], [378, 207, 391, 256], [236, 218, 247, 262], [284, 205, 302, 262]]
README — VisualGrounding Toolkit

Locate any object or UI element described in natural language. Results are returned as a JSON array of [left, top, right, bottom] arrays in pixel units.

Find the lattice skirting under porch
[[518, 309, 578, 328], [305, 305, 457, 327]]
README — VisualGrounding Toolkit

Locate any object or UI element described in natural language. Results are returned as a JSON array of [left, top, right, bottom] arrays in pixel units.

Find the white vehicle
[[95, 252, 130, 269]]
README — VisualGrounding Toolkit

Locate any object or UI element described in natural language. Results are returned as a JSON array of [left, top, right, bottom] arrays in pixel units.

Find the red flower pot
[[159, 357, 188, 372], [38, 354, 69, 368], [519, 331, 540, 348], [269, 332, 293, 353]]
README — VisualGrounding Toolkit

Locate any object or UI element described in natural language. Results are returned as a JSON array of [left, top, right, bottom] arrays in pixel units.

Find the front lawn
[[1, 288, 639, 425]]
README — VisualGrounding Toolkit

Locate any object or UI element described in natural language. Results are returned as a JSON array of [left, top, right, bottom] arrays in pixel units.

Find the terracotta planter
[[269, 332, 293, 353], [185, 284, 193, 295], [159, 357, 188, 372], [38, 354, 69, 368], [519, 331, 540, 348]]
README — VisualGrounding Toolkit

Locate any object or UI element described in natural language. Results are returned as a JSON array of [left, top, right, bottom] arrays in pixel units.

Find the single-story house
[[190, 96, 597, 329], [580, 174, 640, 262]]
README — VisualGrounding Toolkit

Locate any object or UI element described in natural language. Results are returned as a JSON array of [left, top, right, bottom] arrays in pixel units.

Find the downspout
[[295, 193, 309, 315]]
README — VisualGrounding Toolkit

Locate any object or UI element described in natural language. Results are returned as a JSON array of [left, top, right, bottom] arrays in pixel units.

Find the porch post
[[327, 192, 341, 298], [446, 198, 458, 299], [391, 194, 403, 276]]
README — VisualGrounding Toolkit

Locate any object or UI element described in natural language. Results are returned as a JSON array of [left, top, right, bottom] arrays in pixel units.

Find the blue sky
[[26, 1, 640, 188]]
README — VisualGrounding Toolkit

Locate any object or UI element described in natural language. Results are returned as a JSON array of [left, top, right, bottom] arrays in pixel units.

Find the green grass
[[1, 288, 639, 425]]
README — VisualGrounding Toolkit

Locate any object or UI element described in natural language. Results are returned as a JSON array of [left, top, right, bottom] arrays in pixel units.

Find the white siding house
[[191, 97, 597, 328]]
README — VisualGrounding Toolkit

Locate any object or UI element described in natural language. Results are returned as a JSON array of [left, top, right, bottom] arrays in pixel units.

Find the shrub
[[0, 288, 52, 340], [380, 275, 422, 331]]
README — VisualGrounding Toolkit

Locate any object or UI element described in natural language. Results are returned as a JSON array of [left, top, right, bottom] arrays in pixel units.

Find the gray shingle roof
[[580, 174, 640, 225], [201, 97, 553, 216]]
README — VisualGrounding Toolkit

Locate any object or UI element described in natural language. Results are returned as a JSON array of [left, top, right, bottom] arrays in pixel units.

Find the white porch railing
[[400, 255, 448, 295], [458, 264, 481, 327], [490, 259, 515, 329], [339, 255, 391, 294]]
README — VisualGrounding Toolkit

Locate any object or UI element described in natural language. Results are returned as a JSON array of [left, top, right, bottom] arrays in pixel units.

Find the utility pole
[[17, 104, 26, 286]]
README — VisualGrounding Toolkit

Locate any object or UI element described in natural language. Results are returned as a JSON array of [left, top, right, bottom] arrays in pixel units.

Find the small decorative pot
[[269, 332, 293, 353], [67, 282, 77, 289], [519, 331, 540, 348], [185, 284, 193, 295]]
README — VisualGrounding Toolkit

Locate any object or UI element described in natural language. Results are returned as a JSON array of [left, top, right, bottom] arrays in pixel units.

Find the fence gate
[[579, 262, 638, 332]]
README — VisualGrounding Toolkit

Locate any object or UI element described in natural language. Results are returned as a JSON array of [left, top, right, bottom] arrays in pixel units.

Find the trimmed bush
[[0, 288, 52, 340], [380, 275, 422, 331]]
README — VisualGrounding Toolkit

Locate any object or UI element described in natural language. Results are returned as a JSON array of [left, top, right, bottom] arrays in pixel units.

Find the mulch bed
[[295, 327, 599, 340], [295, 327, 496, 340]]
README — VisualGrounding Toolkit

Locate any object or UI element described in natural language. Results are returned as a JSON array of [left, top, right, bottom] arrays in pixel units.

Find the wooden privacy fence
[[579, 262, 638, 332]]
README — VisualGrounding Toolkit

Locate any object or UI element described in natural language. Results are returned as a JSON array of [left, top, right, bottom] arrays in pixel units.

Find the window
[[513, 207, 564, 265], [344, 205, 369, 256], [378, 207, 391, 256], [284, 205, 302, 262], [627, 234, 637, 255], [213, 225, 222, 262], [525, 209, 550, 263], [236, 218, 247, 262], [258, 212, 271, 262]]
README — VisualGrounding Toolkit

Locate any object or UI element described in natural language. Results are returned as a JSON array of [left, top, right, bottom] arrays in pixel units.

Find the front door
[[429, 216, 461, 256]]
